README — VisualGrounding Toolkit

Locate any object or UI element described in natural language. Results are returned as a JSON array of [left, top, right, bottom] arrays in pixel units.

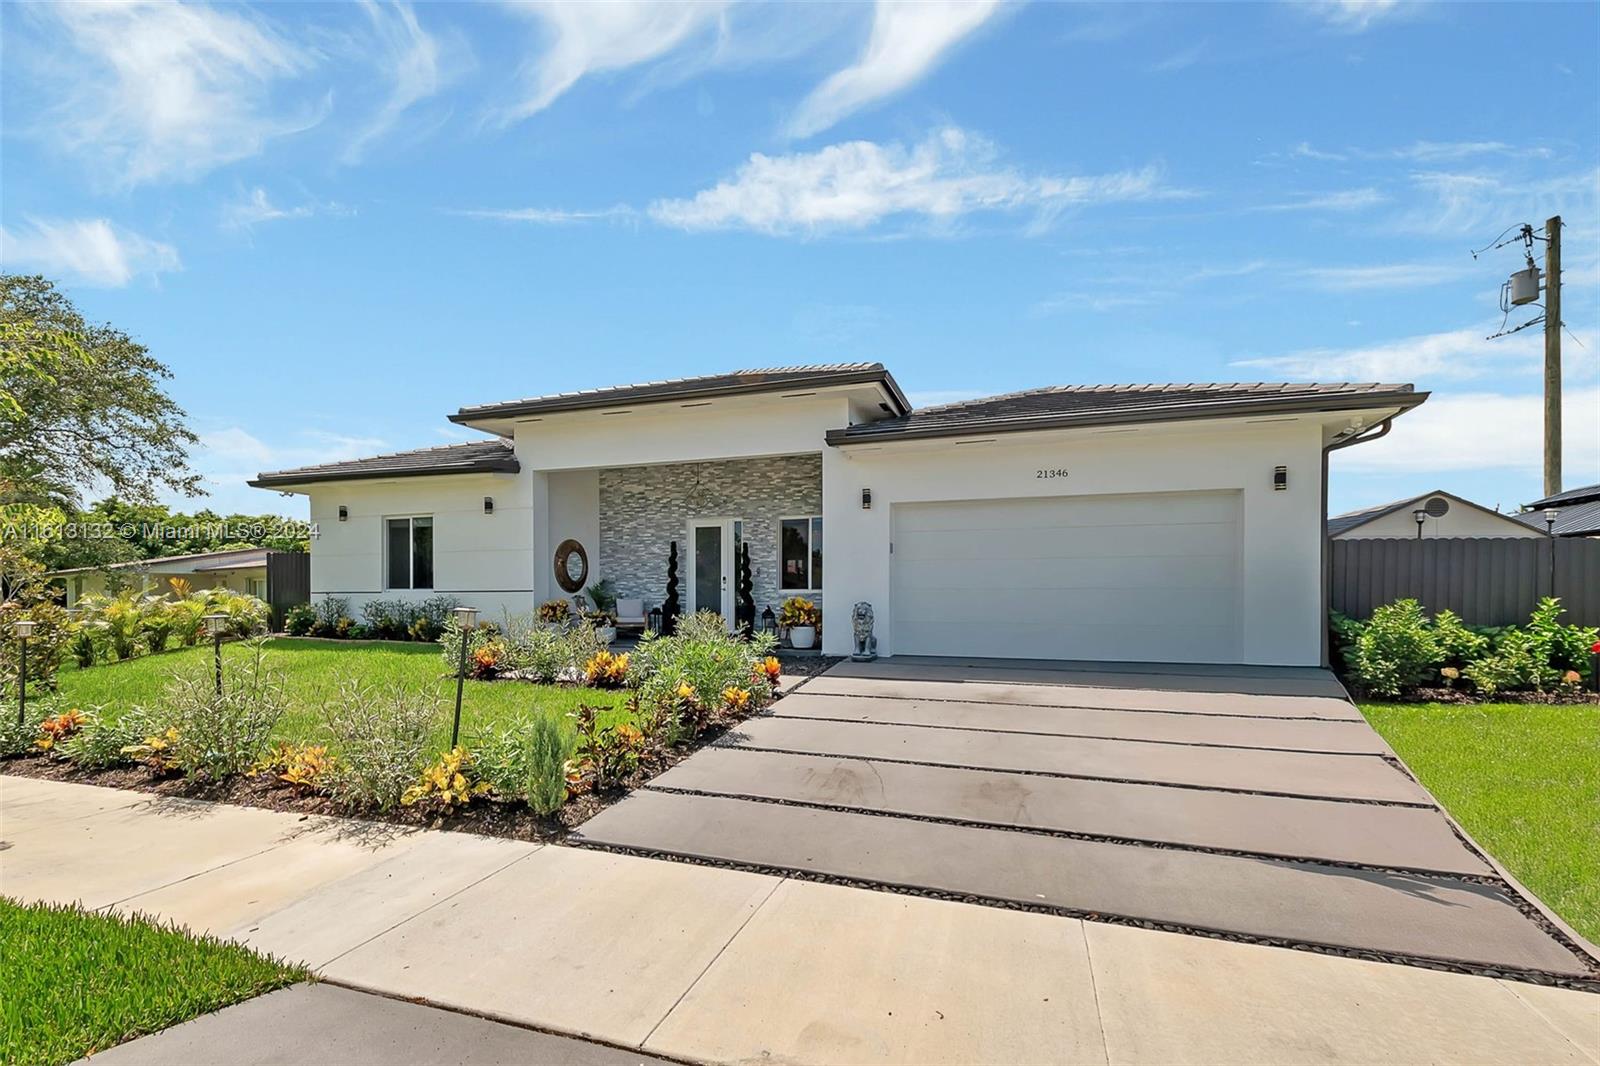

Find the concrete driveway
[[575, 657, 1599, 981]]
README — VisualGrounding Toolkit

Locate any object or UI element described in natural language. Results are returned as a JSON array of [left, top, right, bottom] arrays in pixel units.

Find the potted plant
[[780, 596, 820, 650], [584, 609, 617, 645]]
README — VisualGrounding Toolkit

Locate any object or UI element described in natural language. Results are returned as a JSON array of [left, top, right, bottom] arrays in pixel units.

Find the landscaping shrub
[[59, 708, 153, 770], [627, 611, 777, 737], [150, 643, 286, 780], [361, 599, 414, 640], [477, 713, 575, 815], [201, 588, 271, 639], [439, 615, 496, 672], [1352, 599, 1440, 698], [250, 742, 337, 790], [309, 597, 351, 637], [499, 617, 568, 681], [583, 649, 629, 688], [83, 591, 149, 660], [35, 708, 87, 752], [1525, 597, 1599, 677], [141, 601, 177, 654], [1431, 609, 1490, 669], [538, 599, 572, 624], [408, 595, 460, 642], [322, 679, 437, 811], [570, 704, 646, 790], [0, 599, 73, 686], [283, 603, 316, 636], [401, 746, 488, 809], [167, 596, 209, 647], [0, 700, 50, 757]]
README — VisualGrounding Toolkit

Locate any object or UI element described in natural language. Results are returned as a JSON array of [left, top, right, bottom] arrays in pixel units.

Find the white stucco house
[[250, 365, 1427, 666], [1328, 490, 1546, 541]]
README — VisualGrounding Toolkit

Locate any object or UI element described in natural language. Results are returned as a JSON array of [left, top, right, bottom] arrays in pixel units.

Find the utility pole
[[1543, 215, 1562, 497]]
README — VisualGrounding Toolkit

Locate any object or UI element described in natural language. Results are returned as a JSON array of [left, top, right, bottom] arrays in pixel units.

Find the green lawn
[[0, 897, 307, 1066], [1361, 700, 1600, 944], [49, 638, 628, 757]]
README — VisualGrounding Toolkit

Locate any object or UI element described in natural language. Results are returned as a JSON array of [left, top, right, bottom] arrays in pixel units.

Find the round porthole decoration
[[554, 539, 588, 593]]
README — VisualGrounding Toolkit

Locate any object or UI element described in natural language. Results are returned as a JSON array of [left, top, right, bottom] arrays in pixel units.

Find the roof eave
[[825, 390, 1428, 447], [248, 459, 521, 491]]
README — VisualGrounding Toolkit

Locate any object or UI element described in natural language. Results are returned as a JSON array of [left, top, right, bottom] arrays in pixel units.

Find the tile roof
[[450, 363, 909, 423], [827, 381, 1426, 445], [249, 439, 519, 489], [1524, 482, 1600, 509], [1513, 500, 1600, 537]]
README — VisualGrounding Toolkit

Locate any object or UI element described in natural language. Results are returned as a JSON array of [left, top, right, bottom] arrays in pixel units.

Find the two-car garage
[[888, 490, 1244, 663]]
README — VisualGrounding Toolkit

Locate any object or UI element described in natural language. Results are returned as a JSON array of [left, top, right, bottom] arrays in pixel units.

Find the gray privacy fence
[[266, 551, 310, 630], [1330, 537, 1600, 627]]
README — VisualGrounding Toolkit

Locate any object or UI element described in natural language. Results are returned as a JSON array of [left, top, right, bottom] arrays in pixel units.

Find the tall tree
[[0, 274, 199, 505]]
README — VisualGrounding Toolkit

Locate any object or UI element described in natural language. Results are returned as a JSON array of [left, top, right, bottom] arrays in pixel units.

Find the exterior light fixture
[[203, 613, 228, 695], [761, 605, 777, 635], [13, 618, 34, 727], [1545, 508, 1560, 535], [484, 496, 494, 515], [1412, 509, 1428, 539], [449, 606, 480, 747], [861, 488, 872, 509], [1273, 466, 1287, 491], [338, 506, 348, 522]]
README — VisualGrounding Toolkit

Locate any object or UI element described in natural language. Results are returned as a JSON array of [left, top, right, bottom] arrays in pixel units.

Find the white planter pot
[[789, 625, 816, 650], [597, 626, 617, 645]]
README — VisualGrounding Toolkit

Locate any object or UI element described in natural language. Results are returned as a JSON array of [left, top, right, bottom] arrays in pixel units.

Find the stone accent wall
[[599, 454, 823, 619]]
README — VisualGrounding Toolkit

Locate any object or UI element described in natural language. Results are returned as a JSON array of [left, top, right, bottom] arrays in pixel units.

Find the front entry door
[[687, 519, 734, 628]]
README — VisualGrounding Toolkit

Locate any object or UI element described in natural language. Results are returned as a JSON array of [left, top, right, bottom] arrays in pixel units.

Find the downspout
[[1319, 418, 1394, 666]]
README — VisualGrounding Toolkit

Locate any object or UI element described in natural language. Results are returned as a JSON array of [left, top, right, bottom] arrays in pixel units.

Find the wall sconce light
[[338, 506, 348, 522], [1272, 466, 1287, 491], [484, 496, 494, 515], [861, 488, 872, 510]]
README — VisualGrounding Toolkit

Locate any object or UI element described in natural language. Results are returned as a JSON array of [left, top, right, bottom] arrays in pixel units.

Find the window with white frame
[[385, 516, 434, 590], [779, 516, 822, 591]]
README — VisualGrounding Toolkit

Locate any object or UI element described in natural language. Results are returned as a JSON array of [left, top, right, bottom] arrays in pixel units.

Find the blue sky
[[3, 0, 1596, 518]]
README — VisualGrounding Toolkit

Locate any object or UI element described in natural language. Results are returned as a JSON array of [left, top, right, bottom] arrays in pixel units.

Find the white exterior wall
[[822, 420, 1328, 666], [305, 471, 533, 618], [542, 468, 600, 603], [1336, 503, 1543, 539]]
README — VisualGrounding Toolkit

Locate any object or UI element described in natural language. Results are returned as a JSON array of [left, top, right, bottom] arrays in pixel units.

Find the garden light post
[[203, 614, 228, 696], [13, 618, 34, 728], [450, 606, 479, 749], [1412, 508, 1427, 539]]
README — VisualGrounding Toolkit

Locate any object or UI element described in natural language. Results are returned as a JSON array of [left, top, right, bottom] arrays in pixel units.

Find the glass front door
[[689, 519, 732, 626]]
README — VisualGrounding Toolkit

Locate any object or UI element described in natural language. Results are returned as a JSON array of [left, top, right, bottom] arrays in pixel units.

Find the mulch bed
[[0, 670, 837, 843]]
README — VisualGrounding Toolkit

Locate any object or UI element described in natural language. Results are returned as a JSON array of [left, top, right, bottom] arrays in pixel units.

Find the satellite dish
[[1424, 496, 1450, 517]]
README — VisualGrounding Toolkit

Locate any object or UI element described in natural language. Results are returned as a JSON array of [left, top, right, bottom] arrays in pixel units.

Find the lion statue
[[851, 601, 878, 661]]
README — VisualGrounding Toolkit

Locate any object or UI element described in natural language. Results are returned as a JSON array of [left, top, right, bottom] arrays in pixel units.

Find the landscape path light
[[1412, 509, 1428, 539], [203, 613, 228, 696], [14, 618, 35, 727], [450, 606, 479, 748]]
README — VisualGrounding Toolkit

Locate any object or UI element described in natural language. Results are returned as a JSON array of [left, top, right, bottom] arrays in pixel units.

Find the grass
[[0, 897, 307, 1066], [1361, 700, 1600, 944], [47, 638, 628, 758]]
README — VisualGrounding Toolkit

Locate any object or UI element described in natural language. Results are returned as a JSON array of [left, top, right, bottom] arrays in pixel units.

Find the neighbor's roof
[[49, 546, 273, 578], [249, 439, 519, 489], [1513, 500, 1600, 537], [450, 363, 910, 424], [1326, 489, 1530, 537], [826, 381, 1427, 446], [1524, 482, 1600, 509]]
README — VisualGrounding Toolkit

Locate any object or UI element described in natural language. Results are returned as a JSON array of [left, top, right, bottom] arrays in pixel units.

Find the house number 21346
[[1035, 468, 1069, 480]]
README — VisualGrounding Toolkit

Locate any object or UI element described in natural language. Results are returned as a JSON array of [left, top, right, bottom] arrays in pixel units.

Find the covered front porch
[[538, 453, 824, 631]]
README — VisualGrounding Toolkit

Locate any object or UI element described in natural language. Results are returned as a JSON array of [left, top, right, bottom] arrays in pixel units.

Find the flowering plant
[[754, 656, 781, 686], [36, 709, 86, 751]]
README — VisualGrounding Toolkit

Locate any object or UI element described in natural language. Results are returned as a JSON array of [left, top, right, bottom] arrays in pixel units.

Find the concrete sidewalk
[[5, 775, 1597, 1065]]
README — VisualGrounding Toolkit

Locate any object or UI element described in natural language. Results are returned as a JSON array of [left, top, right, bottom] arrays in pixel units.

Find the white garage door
[[891, 490, 1242, 663]]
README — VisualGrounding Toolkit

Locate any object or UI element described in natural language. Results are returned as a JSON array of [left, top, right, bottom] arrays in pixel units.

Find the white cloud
[[1256, 188, 1386, 212], [648, 127, 1184, 235], [1332, 387, 1600, 476], [495, 1, 728, 125], [906, 388, 990, 408], [1295, 262, 1471, 290], [222, 187, 346, 232], [454, 205, 637, 225], [38, 1, 319, 185], [343, 1, 457, 163], [786, 0, 1003, 138], [193, 425, 388, 514], [1400, 168, 1599, 237], [1230, 325, 1571, 382], [0, 217, 180, 287], [1306, 0, 1406, 33], [1147, 41, 1207, 74]]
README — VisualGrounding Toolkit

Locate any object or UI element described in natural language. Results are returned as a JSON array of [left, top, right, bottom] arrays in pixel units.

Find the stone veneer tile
[[598, 454, 823, 618]]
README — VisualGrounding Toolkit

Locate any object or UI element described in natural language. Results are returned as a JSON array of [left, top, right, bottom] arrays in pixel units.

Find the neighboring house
[[249, 365, 1427, 666], [53, 547, 273, 609], [1327, 490, 1544, 540], [1513, 483, 1600, 538]]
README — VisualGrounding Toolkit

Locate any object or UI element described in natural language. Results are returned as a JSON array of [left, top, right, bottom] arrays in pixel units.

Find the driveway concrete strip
[[235, 834, 538, 968], [77, 983, 676, 1066], [828, 657, 1351, 698], [323, 845, 783, 1048], [648, 748, 1491, 874], [0, 796, 340, 910], [0, 775, 150, 835], [573, 791, 1589, 976], [724, 715, 1429, 803], [645, 878, 1109, 1065], [1083, 921, 1598, 1065], [772, 692, 1391, 753], [801, 675, 1363, 719], [1504, 981, 1600, 1061]]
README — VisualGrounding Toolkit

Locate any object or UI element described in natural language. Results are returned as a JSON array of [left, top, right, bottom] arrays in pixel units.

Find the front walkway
[[3, 774, 1596, 1064]]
